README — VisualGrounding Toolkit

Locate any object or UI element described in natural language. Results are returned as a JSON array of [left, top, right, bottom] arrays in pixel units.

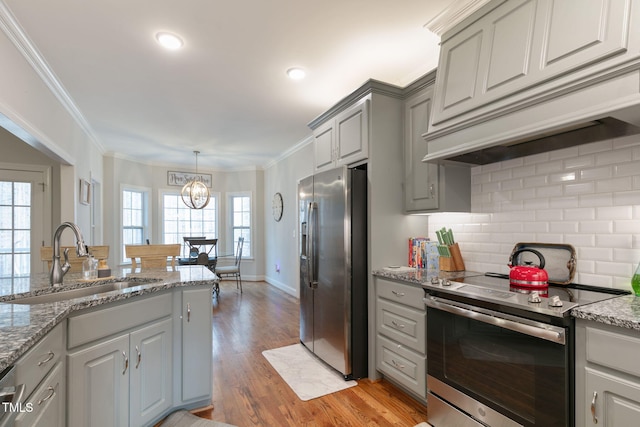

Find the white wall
[[0, 25, 103, 243], [429, 135, 640, 291], [263, 140, 315, 296]]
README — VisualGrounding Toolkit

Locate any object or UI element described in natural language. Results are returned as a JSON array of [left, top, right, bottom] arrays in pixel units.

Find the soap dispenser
[[83, 254, 98, 280]]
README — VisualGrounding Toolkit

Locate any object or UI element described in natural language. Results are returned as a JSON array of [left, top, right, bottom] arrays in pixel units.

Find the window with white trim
[[228, 193, 251, 258], [161, 192, 217, 246], [122, 188, 148, 263]]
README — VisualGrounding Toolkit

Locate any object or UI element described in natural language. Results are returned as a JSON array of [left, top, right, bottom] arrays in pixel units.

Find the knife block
[[439, 243, 466, 271]]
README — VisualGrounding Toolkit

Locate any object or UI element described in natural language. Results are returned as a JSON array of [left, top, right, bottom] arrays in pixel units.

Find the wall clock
[[272, 192, 283, 222]]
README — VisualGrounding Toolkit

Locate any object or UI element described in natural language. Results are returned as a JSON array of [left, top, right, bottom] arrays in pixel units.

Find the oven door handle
[[424, 296, 566, 345]]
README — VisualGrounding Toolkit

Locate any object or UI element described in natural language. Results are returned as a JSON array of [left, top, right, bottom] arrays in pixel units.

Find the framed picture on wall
[[80, 179, 91, 205]]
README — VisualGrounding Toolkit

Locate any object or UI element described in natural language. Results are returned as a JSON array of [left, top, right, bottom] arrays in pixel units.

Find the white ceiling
[[3, 0, 455, 170]]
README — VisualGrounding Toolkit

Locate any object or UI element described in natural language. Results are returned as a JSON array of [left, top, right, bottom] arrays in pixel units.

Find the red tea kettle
[[508, 248, 549, 290]]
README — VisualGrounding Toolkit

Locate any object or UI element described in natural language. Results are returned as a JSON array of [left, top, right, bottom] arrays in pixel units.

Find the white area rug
[[262, 343, 357, 401]]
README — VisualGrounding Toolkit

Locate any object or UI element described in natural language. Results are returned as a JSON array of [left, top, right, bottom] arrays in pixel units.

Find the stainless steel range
[[423, 273, 628, 427]]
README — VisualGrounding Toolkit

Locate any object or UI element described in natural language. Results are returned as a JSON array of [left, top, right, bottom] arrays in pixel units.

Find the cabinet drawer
[[15, 323, 64, 399], [376, 279, 425, 311], [584, 366, 640, 427], [68, 292, 172, 349], [376, 298, 426, 354], [586, 326, 640, 377], [376, 334, 426, 398], [15, 361, 64, 427]]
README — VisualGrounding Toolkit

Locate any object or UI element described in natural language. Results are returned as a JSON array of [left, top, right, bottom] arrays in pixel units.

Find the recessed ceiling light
[[286, 68, 306, 80], [155, 32, 184, 50]]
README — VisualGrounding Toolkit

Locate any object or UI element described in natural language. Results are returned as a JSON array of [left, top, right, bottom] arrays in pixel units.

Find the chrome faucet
[[50, 222, 88, 287]]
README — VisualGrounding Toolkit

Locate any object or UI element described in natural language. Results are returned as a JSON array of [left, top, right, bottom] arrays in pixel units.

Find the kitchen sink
[[8, 281, 153, 305]]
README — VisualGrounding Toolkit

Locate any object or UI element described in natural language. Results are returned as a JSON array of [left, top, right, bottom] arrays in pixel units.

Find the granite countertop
[[372, 268, 483, 286], [374, 268, 640, 332], [572, 295, 640, 332], [0, 265, 219, 372]]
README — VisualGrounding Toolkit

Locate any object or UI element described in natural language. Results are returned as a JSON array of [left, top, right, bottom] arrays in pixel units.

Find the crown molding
[[0, 1, 104, 152], [424, 0, 493, 36]]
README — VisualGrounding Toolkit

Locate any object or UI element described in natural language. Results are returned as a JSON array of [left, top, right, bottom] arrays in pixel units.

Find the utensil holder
[[439, 243, 465, 271], [449, 243, 466, 271], [439, 256, 457, 271]]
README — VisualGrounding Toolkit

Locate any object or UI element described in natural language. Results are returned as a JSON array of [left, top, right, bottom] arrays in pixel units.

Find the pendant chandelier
[[181, 151, 210, 209]]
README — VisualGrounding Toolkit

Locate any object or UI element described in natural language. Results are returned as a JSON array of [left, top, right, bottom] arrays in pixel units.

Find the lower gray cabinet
[[15, 360, 65, 427], [179, 286, 213, 404], [67, 293, 174, 427], [576, 319, 640, 426], [375, 277, 427, 401], [67, 334, 130, 427]]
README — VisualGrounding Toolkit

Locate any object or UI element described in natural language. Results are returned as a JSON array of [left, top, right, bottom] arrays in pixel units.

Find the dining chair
[[41, 245, 110, 273], [125, 244, 181, 270], [216, 237, 244, 293]]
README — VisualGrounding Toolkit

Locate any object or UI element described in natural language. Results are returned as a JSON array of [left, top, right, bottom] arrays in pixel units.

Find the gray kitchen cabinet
[[575, 319, 640, 426], [15, 360, 64, 427], [374, 277, 427, 402], [67, 334, 130, 427], [312, 96, 369, 172], [67, 293, 174, 427], [403, 73, 470, 213], [424, 0, 640, 162], [179, 286, 213, 404], [14, 323, 65, 427], [130, 318, 173, 427]]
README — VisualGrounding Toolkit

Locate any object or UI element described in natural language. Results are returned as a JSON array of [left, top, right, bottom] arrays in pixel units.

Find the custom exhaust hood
[[442, 116, 640, 166]]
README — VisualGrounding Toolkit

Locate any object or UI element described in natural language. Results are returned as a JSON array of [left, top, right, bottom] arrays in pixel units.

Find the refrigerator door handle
[[308, 202, 318, 288]]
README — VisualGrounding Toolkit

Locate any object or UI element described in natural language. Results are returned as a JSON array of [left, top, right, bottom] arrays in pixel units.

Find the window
[[122, 188, 148, 263], [229, 193, 251, 257], [162, 193, 217, 246], [0, 181, 31, 279]]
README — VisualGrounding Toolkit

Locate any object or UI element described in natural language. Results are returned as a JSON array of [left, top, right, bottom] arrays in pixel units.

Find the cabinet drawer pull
[[391, 290, 405, 297], [37, 383, 57, 406], [135, 345, 141, 369], [122, 351, 129, 375], [391, 359, 405, 370], [591, 391, 598, 424], [391, 320, 405, 329], [37, 351, 55, 367]]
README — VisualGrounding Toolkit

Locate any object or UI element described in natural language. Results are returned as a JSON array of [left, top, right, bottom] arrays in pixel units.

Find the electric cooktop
[[422, 272, 629, 319]]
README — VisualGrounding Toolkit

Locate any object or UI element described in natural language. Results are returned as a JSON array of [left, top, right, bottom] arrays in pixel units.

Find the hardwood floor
[[198, 280, 429, 426]]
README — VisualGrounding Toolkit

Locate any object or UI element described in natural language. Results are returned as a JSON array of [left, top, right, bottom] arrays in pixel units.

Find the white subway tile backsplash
[[428, 137, 640, 291], [579, 166, 612, 181], [578, 193, 613, 207], [596, 177, 633, 193], [579, 221, 613, 234], [578, 140, 612, 155], [595, 147, 634, 165], [564, 154, 594, 170], [596, 206, 632, 220], [564, 208, 595, 221], [564, 181, 595, 195]]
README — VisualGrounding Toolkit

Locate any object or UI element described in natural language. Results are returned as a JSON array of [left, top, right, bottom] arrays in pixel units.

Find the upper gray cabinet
[[404, 73, 470, 213], [424, 0, 640, 163], [312, 96, 370, 172]]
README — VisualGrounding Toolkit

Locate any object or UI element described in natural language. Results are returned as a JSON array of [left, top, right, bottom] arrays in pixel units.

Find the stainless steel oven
[[425, 295, 570, 427], [422, 273, 629, 427]]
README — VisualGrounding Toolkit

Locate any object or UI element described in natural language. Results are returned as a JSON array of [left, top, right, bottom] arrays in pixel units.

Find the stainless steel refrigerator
[[299, 165, 368, 380]]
